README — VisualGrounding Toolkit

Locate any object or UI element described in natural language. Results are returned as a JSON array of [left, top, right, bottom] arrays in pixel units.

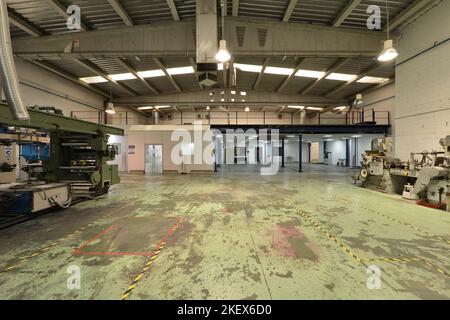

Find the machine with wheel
[[0, 102, 124, 219]]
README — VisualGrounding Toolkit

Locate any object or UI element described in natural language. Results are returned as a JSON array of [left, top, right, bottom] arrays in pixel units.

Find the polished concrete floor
[[0, 164, 449, 300]]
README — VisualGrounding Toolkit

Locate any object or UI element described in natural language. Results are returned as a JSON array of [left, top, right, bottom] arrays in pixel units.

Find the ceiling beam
[[115, 58, 159, 94], [345, 78, 395, 98], [253, 58, 269, 90], [12, 18, 386, 59], [277, 58, 305, 92], [299, 57, 350, 95], [283, 0, 298, 22], [332, 0, 362, 27], [383, 0, 434, 33], [189, 58, 203, 90], [45, 0, 89, 31], [26, 59, 109, 98], [74, 59, 138, 96], [325, 62, 389, 97], [166, 0, 180, 21], [153, 58, 182, 92], [113, 89, 347, 106], [232, 0, 239, 16], [106, 0, 133, 27], [8, 9, 44, 37]]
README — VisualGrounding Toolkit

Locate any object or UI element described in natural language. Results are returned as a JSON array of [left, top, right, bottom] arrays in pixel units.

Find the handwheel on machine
[[360, 168, 369, 178]]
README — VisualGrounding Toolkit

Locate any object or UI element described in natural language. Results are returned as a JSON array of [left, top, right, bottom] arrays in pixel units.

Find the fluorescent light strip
[[234, 63, 263, 73], [109, 73, 136, 81], [295, 69, 326, 79], [138, 106, 154, 110], [264, 66, 294, 76], [80, 76, 108, 84], [357, 76, 390, 84], [167, 66, 195, 75], [306, 107, 323, 111], [137, 69, 165, 78], [326, 73, 357, 81], [287, 106, 305, 110]]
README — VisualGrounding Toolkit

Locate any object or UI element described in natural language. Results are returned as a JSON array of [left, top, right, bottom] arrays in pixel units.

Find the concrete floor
[[0, 164, 449, 300]]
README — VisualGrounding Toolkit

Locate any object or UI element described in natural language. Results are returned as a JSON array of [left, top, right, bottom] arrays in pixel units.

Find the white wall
[[284, 140, 309, 163], [360, 83, 395, 125], [326, 140, 347, 165], [395, 0, 450, 159], [126, 125, 213, 173], [14, 58, 104, 119]]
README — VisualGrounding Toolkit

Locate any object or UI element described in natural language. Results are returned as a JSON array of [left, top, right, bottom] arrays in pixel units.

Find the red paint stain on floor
[[271, 225, 320, 261]]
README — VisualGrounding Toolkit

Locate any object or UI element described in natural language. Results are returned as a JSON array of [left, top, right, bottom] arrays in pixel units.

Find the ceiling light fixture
[[234, 64, 262, 73], [264, 66, 294, 76], [105, 102, 116, 114], [326, 73, 357, 81], [306, 107, 323, 111], [245, 107, 250, 112], [352, 94, 364, 108], [296, 70, 326, 79], [138, 106, 154, 110], [155, 105, 171, 109], [80, 76, 108, 84], [167, 66, 195, 75], [216, 40, 231, 63], [378, 2, 398, 62], [287, 106, 305, 110], [110, 73, 136, 81], [206, 106, 210, 111], [378, 39, 398, 62], [138, 70, 165, 78]]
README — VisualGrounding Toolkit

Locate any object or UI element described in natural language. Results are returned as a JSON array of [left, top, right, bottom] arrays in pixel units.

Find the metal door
[[145, 145, 163, 174]]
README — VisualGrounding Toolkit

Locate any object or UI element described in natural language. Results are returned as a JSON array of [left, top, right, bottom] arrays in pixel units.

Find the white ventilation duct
[[0, 1, 29, 120]]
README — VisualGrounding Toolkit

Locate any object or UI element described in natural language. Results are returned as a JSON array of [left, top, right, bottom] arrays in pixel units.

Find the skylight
[[167, 66, 195, 75], [264, 66, 294, 76], [326, 73, 357, 81], [295, 69, 326, 79], [357, 76, 390, 84], [109, 73, 136, 81], [137, 69, 165, 78], [234, 63, 263, 73], [80, 76, 108, 84]]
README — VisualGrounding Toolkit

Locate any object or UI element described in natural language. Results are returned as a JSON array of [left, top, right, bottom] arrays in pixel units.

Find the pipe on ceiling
[[0, 0, 29, 120]]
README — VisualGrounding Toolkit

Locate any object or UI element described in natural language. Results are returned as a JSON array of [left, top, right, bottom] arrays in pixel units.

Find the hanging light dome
[[378, 40, 398, 62], [215, 40, 231, 63], [105, 102, 116, 114], [245, 106, 250, 112]]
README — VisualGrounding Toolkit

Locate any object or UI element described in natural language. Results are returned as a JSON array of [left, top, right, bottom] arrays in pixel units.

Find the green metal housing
[[0, 103, 124, 191]]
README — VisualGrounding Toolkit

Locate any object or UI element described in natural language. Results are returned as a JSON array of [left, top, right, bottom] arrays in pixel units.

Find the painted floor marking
[[0, 201, 134, 275], [120, 216, 186, 300], [333, 196, 450, 245], [290, 203, 450, 279]]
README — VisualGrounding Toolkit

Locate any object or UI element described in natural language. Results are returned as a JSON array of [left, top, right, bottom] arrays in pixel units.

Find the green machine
[[0, 102, 124, 194]]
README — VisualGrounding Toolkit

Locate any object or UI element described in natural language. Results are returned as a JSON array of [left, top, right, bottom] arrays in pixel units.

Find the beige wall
[[127, 125, 214, 173], [395, 0, 450, 159]]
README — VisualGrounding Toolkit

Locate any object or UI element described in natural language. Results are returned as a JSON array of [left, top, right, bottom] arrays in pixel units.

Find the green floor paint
[[0, 164, 449, 300]]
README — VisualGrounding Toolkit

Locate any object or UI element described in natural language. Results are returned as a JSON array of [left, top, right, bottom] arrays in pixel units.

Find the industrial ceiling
[[6, 0, 442, 112]]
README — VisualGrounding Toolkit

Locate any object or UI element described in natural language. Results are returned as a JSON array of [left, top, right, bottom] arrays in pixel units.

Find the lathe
[[356, 136, 450, 211], [0, 102, 124, 219]]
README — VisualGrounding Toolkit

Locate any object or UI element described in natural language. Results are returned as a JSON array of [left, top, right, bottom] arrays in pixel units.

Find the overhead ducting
[[0, 0, 29, 120]]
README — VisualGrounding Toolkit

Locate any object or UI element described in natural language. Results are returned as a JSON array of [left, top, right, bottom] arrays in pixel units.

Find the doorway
[[145, 144, 163, 174]]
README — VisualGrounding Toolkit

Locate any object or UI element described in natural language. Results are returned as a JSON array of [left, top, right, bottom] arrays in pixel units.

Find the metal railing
[[70, 110, 391, 127]]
